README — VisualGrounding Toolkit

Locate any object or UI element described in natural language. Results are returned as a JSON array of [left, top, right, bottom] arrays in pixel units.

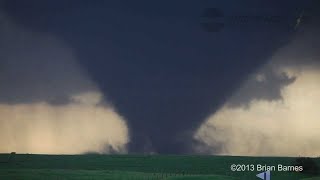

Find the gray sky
[[0, 0, 319, 154]]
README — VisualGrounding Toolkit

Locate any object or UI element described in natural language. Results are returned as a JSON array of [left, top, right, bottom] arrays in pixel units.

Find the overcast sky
[[0, 0, 319, 155]]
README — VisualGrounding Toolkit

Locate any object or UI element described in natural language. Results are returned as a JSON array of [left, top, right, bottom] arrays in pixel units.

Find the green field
[[0, 154, 319, 179]]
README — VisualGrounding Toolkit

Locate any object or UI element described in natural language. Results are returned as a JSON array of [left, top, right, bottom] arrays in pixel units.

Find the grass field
[[0, 154, 319, 179]]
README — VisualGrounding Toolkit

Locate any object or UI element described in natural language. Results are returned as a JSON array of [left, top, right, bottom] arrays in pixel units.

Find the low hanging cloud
[[194, 26, 320, 157], [0, 12, 129, 154], [0, 92, 129, 154]]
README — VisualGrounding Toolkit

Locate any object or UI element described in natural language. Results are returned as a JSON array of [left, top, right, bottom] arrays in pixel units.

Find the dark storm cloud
[[210, 1, 320, 108], [0, 12, 97, 105], [194, 2, 320, 156], [226, 67, 296, 108], [2, 0, 313, 154], [0, 10, 129, 154], [194, 15, 320, 156]]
